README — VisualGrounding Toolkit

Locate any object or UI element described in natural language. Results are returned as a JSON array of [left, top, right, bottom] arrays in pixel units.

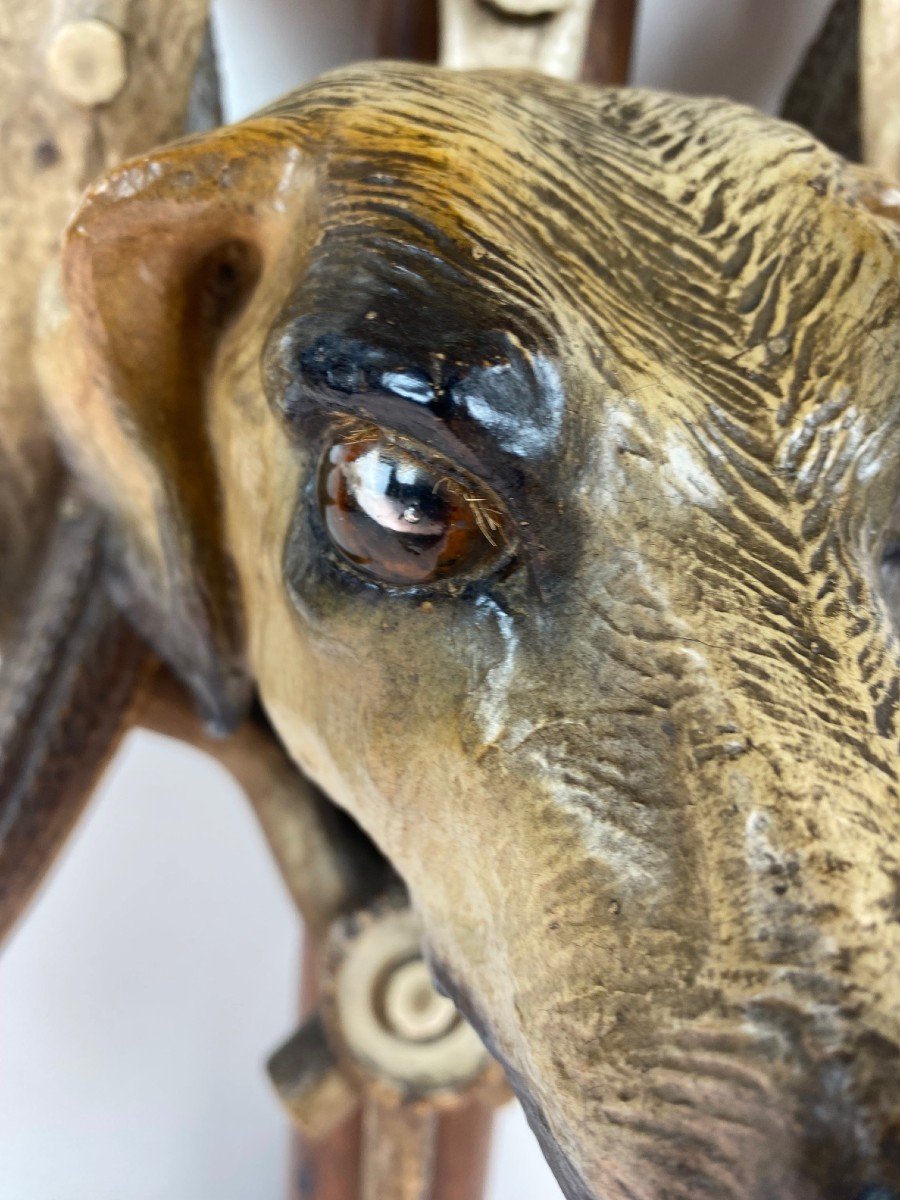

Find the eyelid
[[327, 416, 469, 490], [275, 362, 500, 485], [332, 418, 507, 520]]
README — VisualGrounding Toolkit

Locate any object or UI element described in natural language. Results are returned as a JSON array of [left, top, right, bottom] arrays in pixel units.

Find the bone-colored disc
[[487, 0, 569, 14], [383, 958, 458, 1043], [333, 907, 489, 1095], [46, 19, 127, 107]]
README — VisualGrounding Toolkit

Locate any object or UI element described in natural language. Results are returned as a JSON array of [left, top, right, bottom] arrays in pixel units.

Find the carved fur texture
[[40, 64, 900, 1200]]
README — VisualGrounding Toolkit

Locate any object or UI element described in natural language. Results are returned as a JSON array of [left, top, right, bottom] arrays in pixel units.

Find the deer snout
[[471, 920, 900, 1200], [419, 732, 900, 1200], [760, 1030, 900, 1200]]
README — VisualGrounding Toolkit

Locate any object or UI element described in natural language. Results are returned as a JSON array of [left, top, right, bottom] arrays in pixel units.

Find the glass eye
[[318, 429, 509, 586]]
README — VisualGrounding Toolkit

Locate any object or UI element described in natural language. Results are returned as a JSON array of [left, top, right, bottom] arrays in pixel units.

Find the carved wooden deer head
[[35, 60, 900, 1200]]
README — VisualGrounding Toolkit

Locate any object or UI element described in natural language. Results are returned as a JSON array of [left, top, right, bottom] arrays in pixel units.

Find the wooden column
[[861, 0, 900, 177]]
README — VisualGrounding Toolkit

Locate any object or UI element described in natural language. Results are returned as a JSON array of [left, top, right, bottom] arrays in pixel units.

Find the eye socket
[[318, 426, 510, 586]]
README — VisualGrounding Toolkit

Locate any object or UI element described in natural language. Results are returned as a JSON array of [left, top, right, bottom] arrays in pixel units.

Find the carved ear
[[39, 121, 311, 729]]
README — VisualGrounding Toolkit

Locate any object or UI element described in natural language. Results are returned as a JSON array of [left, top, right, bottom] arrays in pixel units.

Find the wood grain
[[0, 494, 152, 943], [583, 0, 636, 84], [0, 0, 210, 635], [370, 0, 440, 61], [862, 0, 900, 176]]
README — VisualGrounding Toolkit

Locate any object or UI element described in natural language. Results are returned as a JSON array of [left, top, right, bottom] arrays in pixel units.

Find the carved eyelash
[[329, 414, 379, 444], [431, 476, 506, 547]]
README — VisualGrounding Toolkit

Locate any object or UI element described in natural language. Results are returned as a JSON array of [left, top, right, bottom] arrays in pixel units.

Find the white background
[[1, 2, 833, 1197]]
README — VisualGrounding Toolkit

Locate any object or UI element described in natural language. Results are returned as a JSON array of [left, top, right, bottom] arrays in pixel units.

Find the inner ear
[[186, 240, 264, 347], [43, 122, 310, 728]]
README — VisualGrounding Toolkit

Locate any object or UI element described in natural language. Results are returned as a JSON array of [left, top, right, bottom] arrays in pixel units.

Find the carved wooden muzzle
[[39, 63, 900, 1200]]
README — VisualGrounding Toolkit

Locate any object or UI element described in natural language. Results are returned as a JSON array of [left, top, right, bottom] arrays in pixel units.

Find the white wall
[[0, 3, 834, 1198]]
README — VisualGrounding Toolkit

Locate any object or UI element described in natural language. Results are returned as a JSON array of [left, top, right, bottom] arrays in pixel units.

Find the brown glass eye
[[318, 430, 508, 585]]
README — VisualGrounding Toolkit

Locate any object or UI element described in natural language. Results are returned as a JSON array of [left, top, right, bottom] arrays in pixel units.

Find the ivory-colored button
[[46, 19, 127, 108], [382, 957, 458, 1043], [486, 0, 569, 14]]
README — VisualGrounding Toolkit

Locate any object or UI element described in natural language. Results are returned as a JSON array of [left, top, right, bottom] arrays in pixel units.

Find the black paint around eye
[[319, 433, 507, 586]]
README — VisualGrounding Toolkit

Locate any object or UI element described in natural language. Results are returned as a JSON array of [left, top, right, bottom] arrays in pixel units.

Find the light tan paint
[[40, 63, 900, 1200]]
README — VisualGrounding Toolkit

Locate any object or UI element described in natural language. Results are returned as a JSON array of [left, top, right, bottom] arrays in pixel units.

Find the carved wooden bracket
[[862, 0, 900, 178], [269, 896, 508, 1200]]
